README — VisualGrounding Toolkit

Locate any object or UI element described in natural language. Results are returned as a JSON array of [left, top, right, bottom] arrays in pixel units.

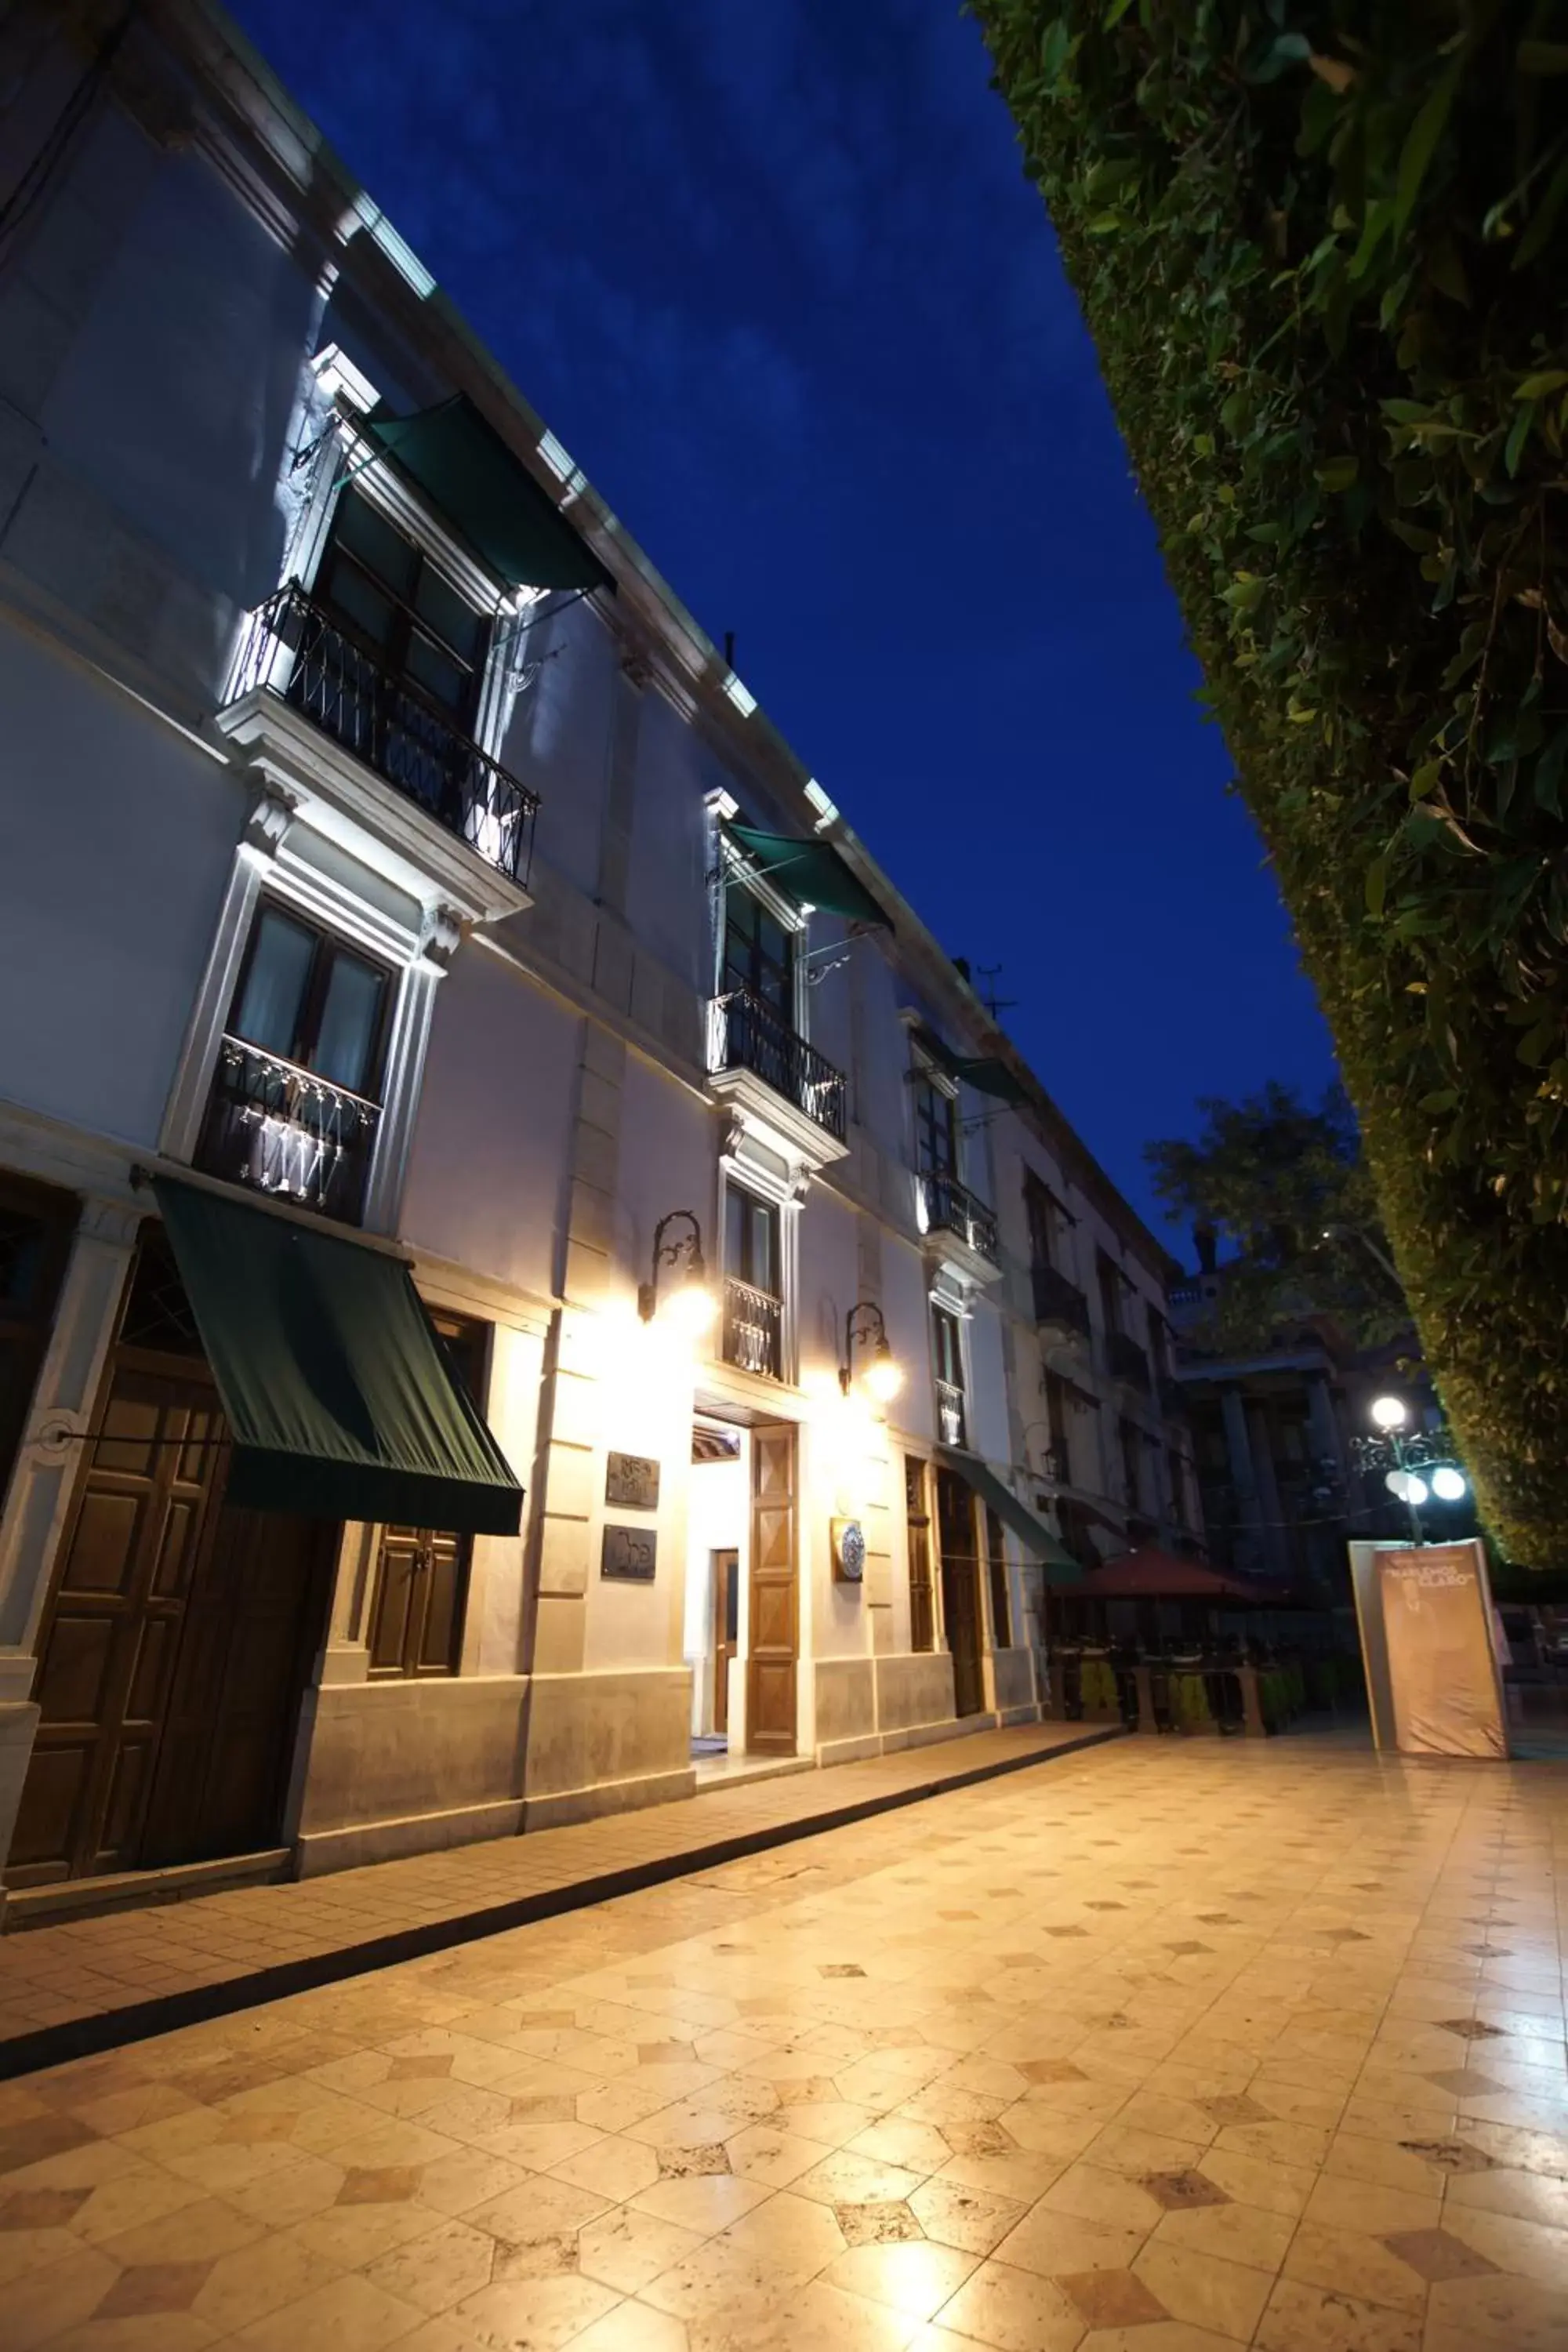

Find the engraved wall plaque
[[606, 1451, 660, 1510], [601, 1523, 658, 1581]]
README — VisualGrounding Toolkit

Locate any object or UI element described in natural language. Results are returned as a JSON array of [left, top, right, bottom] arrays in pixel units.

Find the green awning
[[365, 396, 612, 594], [913, 1025, 1030, 1108], [936, 1445, 1083, 1584], [154, 1180, 524, 1537], [725, 824, 891, 929]]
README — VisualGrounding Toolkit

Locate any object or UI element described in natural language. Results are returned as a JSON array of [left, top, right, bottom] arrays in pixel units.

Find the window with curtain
[[227, 905, 390, 1099], [931, 1304, 966, 1446], [721, 1182, 782, 1378], [365, 1310, 488, 1678]]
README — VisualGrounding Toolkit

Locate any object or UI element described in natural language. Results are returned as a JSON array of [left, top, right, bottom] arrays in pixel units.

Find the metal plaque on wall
[[605, 1451, 660, 1510], [601, 1523, 658, 1581]]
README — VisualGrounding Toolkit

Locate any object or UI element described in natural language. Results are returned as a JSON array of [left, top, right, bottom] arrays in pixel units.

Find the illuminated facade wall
[[0, 1, 1196, 1893]]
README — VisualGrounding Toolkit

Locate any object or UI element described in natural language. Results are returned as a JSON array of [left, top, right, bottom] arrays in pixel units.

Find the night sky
[[227, 0, 1334, 1251]]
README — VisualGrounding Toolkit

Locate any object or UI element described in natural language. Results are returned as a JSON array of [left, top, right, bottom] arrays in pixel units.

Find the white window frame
[[715, 1138, 801, 1388], [158, 786, 459, 1237], [706, 791, 811, 1041]]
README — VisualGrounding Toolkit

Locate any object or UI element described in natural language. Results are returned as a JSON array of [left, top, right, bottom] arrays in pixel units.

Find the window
[[984, 1504, 1011, 1648], [365, 1311, 486, 1678], [1097, 1250, 1124, 1337], [1149, 1312, 1173, 1382], [0, 1175, 76, 1505], [721, 1183, 783, 1378], [1119, 1416, 1142, 1510], [931, 1304, 966, 1446], [195, 903, 393, 1224], [905, 1454, 936, 1653], [315, 488, 489, 732], [1042, 1371, 1072, 1476], [724, 884, 795, 1020], [913, 1067, 957, 1178], [1025, 1174, 1069, 1273], [1167, 1445, 1189, 1526]]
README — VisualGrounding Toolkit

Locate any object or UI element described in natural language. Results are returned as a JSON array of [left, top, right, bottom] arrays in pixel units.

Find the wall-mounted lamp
[[840, 1300, 902, 1404], [637, 1210, 716, 1336]]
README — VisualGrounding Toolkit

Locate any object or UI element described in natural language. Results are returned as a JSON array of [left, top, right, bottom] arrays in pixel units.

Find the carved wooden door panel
[[9, 1366, 228, 1886], [936, 1468, 985, 1719], [713, 1548, 739, 1735], [746, 1426, 797, 1754]]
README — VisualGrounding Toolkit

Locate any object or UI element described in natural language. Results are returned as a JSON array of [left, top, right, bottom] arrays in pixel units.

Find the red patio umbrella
[[1081, 1545, 1285, 1606]]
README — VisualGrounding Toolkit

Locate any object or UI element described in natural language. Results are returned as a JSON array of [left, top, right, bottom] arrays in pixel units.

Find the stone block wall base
[[815, 1732, 883, 1769], [294, 1795, 526, 1878], [521, 1765, 696, 1833], [0, 1700, 41, 1917], [997, 1701, 1044, 1729]]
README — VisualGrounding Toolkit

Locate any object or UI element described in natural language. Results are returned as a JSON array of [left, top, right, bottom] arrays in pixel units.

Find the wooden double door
[[9, 1267, 336, 1888], [746, 1425, 797, 1754]]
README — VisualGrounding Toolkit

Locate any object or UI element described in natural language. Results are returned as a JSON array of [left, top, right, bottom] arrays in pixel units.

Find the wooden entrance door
[[10, 1365, 230, 1884], [936, 1468, 985, 1717], [746, 1426, 797, 1753], [712, 1548, 739, 1735], [9, 1233, 336, 1887]]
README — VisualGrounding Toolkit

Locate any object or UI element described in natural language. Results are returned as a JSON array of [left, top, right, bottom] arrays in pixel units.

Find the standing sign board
[[1370, 1540, 1508, 1759]]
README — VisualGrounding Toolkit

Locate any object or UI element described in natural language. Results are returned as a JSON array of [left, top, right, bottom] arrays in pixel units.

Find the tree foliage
[[971, 0, 1568, 1563], [1145, 1082, 1410, 1353]]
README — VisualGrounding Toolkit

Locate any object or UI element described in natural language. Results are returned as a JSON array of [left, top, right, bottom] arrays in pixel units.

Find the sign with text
[[605, 1452, 660, 1510], [601, 1523, 657, 1582], [1377, 1541, 1508, 1759]]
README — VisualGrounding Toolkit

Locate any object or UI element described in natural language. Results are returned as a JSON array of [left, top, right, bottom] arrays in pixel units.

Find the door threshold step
[[5, 1848, 292, 1931], [691, 1753, 816, 1795]]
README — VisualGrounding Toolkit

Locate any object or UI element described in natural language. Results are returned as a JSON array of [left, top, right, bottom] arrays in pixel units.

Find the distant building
[[1168, 1242, 1439, 1588]]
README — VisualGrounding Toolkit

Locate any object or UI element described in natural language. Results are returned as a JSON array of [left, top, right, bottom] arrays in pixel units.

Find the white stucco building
[[0, 0, 1197, 1911]]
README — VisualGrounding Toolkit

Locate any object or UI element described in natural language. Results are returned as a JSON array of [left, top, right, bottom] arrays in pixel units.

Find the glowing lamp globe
[[1431, 1465, 1468, 1502], [862, 1348, 902, 1406], [664, 1274, 717, 1338], [1370, 1395, 1407, 1431]]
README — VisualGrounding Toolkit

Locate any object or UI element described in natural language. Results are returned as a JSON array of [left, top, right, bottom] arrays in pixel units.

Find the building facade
[[0, 0, 1196, 1906]]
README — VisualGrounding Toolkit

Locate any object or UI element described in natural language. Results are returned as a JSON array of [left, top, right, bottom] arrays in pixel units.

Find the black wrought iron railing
[[1108, 1330, 1152, 1392], [722, 1276, 783, 1380], [1034, 1439, 1070, 1484], [935, 1376, 967, 1447], [228, 582, 539, 887], [707, 988, 846, 1142], [918, 1171, 1000, 1266], [194, 1035, 380, 1224], [1031, 1261, 1091, 1339]]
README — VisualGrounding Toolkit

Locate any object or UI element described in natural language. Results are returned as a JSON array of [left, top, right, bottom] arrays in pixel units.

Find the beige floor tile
[[1436, 2198, 1568, 2285], [630, 2170, 773, 2234], [824, 2239, 978, 2318], [362, 2217, 499, 2314], [191, 2227, 344, 2332], [1132, 2238, 1272, 2339], [1280, 2217, 1428, 2313], [1254, 2273, 1420, 2351], [572, 2301, 689, 2352], [993, 2201, 1148, 2279], [1424, 2269, 1568, 2351], [1150, 2195, 1294, 2272], [1038, 2161, 1167, 2233], [454, 2270, 622, 2348], [576, 2206, 706, 2293], [931, 2256, 1087, 2351], [231, 2269, 428, 2352]]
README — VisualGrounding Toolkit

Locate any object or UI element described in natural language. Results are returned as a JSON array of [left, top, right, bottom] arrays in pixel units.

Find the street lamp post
[[1350, 1393, 1469, 1548]]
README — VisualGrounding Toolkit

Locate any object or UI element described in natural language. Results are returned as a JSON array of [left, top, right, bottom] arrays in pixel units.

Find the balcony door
[[7, 1232, 336, 1887], [746, 1424, 797, 1753], [724, 884, 795, 1021]]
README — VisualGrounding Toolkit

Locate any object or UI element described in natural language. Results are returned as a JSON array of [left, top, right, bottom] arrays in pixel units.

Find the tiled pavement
[[1, 1730, 1566, 2352], [0, 1724, 1111, 2070]]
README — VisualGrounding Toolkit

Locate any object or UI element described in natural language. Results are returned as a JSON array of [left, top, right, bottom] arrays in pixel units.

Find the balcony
[[1032, 1262, 1091, 1341], [194, 1035, 379, 1225], [706, 988, 848, 1164], [1107, 1330, 1152, 1393], [1035, 1439, 1070, 1484], [225, 582, 539, 895], [917, 1171, 1000, 1269], [721, 1276, 782, 1381], [935, 1377, 967, 1448]]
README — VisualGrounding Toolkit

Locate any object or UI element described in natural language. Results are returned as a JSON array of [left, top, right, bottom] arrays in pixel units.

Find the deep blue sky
[[229, 0, 1334, 1251]]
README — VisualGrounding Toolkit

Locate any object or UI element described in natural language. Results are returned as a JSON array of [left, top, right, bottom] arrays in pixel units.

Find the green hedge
[[973, 2, 1568, 1563]]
